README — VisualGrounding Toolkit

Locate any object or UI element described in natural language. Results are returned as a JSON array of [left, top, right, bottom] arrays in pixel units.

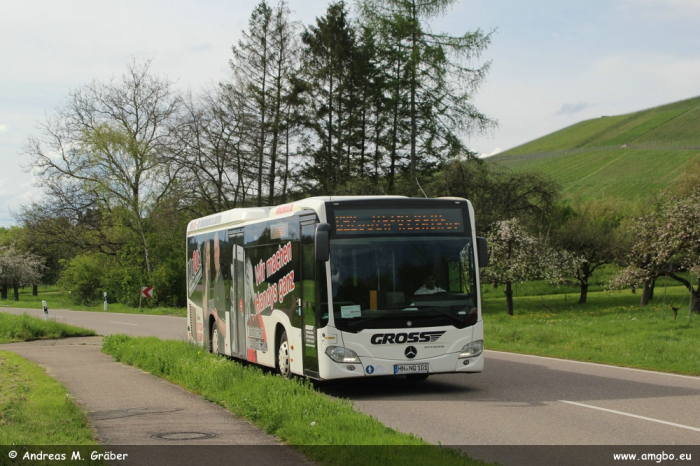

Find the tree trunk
[[692, 289, 700, 313], [504, 281, 514, 316], [578, 261, 590, 304], [281, 110, 290, 203], [267, 71, 283, 206], [640, 279, 653, 306], [690, 278, 700, 313], [257, 47, 269, 207], [32, 284, 38, 296], [13, 286, 19, 301], [1, 284, 7, 300], [409, 25, 417, 179], [667, 272, 700, 312], [579, 283, 589, 304], [388, 62, 401, 192]]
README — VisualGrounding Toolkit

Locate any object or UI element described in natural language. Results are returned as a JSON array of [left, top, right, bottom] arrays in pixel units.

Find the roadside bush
[[57, 254, 105, 304], [58, 253, 143, 306]]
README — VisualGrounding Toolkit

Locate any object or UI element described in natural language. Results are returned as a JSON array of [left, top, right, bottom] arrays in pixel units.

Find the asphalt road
[[1, 306, 185, 340], [4, 306, 700, 465]]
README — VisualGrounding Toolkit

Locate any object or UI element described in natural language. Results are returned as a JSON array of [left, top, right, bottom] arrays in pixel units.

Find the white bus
[[186, 196, 488, 381]]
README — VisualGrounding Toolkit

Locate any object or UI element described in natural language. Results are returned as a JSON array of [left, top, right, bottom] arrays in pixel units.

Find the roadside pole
[[690, 273, 693, 323], [42, 300, 48, 321], [104, 292, 108, 312]]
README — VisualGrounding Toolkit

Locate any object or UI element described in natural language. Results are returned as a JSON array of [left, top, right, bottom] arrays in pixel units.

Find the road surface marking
[[559, 400, 700, 433], [109, 321, 138, 326]]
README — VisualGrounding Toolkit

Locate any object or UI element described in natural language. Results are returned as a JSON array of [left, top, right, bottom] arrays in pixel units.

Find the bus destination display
[[334, 208, 464, 235]]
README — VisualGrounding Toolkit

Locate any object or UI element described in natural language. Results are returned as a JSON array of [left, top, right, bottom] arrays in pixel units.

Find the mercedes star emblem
[[404, 346, 417, 359]]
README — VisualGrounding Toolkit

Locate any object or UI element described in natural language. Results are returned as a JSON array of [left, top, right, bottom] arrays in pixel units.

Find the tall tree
[[360, 0, 495, 181], [23, 59, 182, 279], [228, 0, 299, 206], [230, 0, 274, 206], [173, 86, 253, 216], [370, 8, 410, 190], [267, 1, 300, 204], [299, 1, 359, 193]]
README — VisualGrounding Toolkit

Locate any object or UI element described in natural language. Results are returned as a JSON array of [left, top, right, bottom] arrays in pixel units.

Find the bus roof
[[186, 195, 410, 236]]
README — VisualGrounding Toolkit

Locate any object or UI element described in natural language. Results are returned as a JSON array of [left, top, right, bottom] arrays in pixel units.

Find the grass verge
[[1, 287, 185, 317], [0, 351, 99, 445], [483, 288, 700, 376], [0, 313, 96, 344], [102, 334, 490, 466]]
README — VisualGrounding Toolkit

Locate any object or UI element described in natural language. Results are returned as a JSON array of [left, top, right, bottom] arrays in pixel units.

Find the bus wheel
[[406, 374, 429, 381], [277, 331, 292, 379], [211, 327, 220, 355]]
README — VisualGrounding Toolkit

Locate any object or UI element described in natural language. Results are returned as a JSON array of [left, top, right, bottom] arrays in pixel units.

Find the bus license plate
[[394, 363, 429, 375]]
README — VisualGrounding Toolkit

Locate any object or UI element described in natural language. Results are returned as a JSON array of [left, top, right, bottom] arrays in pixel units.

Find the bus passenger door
[[301, 220, 320, 377], [229, 230, 246, 358]]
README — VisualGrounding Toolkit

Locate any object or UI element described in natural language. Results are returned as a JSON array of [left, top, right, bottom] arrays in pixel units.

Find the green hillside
[[488, 96, 700, 203]]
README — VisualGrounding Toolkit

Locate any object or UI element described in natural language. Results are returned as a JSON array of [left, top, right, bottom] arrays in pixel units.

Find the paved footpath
[[0, 336, 314, 466]]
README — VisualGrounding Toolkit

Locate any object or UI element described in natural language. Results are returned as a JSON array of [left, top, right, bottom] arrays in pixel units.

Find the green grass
[[1, 286, 185, 317], [483, 288, 700, 376], [481, 264, 624, 300], [488, 95, 700, 204], [0, 313, 96, 344], [0, 351, 99, 445], [102, 335, 490, 466]]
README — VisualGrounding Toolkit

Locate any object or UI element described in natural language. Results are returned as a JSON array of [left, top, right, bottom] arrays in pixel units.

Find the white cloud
[[480, 148, 503, 158], [0, 124, 7, 132]]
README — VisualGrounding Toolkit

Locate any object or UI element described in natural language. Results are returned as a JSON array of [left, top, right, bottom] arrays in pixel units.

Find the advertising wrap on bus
[[186, 196, 486, 381]]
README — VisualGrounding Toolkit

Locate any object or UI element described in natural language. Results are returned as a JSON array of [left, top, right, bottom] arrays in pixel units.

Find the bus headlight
[[325, 346, 361, 363], [458, 340, 483, 358]]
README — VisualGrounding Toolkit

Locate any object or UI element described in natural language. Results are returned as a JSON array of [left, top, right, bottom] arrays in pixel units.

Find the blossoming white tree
[[482, 218, 573, 315], [612, 188, 700, 311], [0, 244, 44, 301]]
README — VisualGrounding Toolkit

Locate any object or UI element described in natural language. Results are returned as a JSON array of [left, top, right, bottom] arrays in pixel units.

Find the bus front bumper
[[319, 351, 484, 380]]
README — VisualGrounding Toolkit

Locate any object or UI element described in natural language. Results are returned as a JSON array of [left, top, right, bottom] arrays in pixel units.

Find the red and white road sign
[[141, 286, 153, 298]]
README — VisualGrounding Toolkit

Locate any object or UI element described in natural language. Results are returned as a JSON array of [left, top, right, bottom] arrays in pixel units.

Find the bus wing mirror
[[477, 236, 489, 268], [315, 223, 331, 262]]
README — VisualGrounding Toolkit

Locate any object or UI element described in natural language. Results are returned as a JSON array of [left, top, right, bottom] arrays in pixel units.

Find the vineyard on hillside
[[489, 96, 700, 203]]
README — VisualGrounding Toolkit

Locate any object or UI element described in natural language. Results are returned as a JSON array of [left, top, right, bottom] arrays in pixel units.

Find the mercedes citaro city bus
[[186, 196, 488, 381]]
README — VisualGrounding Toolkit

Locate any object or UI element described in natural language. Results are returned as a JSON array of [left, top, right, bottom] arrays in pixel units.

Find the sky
[[1, 0, 699, 227]]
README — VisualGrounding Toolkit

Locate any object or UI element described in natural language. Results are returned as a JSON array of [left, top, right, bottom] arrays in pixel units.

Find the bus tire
[[211, 327, 220, 355], [277, 331, 292, 379], [406, 373, 429, 381]]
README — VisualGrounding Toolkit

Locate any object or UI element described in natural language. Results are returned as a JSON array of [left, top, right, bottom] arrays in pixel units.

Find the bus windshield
[[328, 236, 478, 333]]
